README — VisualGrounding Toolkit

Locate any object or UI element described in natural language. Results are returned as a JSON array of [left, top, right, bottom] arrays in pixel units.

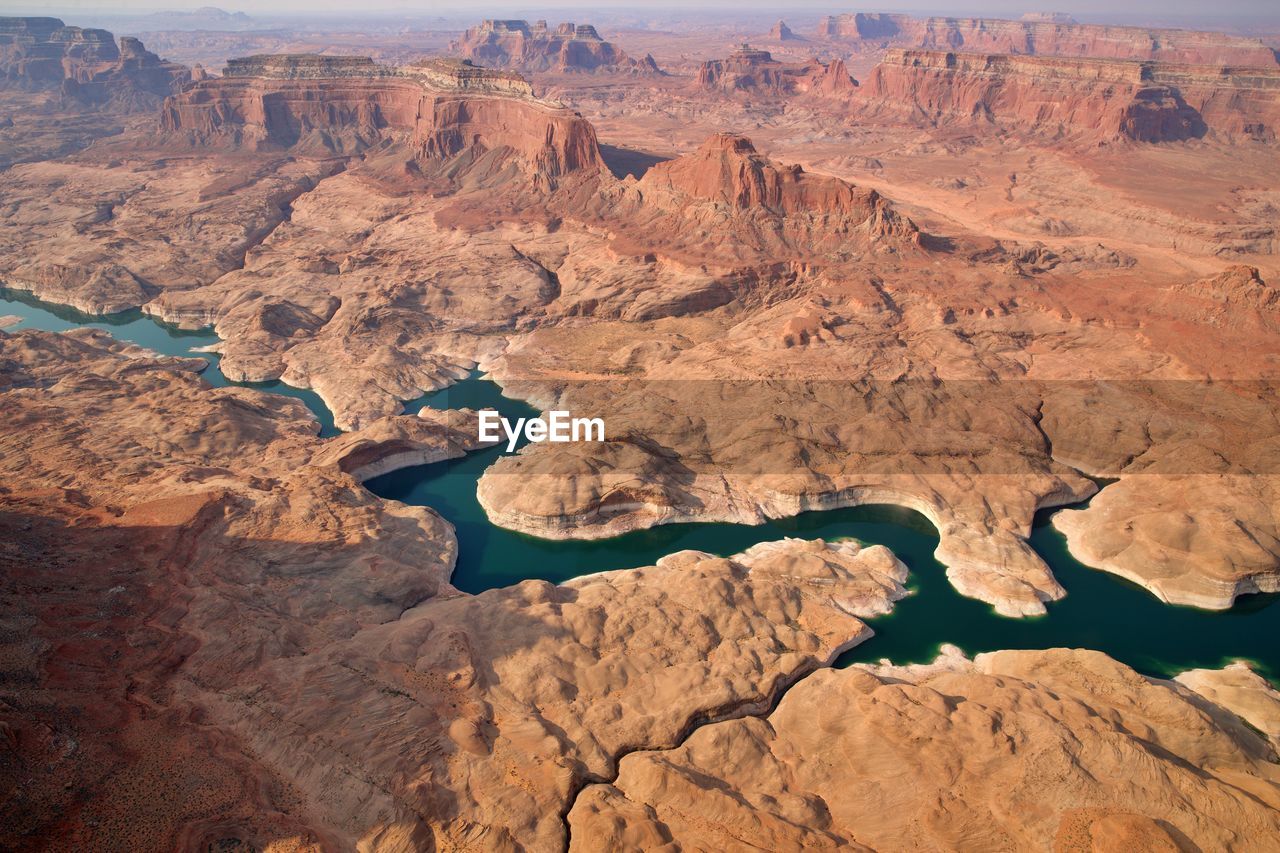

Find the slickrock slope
[[0, 156, 339, 313], [0, 328, 480, 848], [860, 48, 1280, 143], [211, 538, 909, 849], [1, 328, 919, 847], [159, 54, 604, 177], [452, 19, 660, 75], [569, 649, 1280, 850], [697, 45, 855, 98], [0, 16, 189, 110], [818, 12, 1280, 67]]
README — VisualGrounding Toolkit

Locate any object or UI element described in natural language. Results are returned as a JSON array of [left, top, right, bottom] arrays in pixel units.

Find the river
[[4, 288, 1277, 681]]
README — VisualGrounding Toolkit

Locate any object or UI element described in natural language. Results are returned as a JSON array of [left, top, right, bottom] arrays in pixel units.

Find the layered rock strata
[[861, 48, 1280, 143], [697, 45, 855, 97], [0, 16, 189, 109], [818, 12, 1280, 67], [158, 53, 602, 174], [452, 19, 660, 74]]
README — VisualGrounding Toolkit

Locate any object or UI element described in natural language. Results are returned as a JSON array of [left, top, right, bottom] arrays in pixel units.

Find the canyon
[[0, 7, 1279, 852]]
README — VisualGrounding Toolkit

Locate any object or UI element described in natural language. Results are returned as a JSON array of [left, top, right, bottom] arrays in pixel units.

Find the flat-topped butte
[[222, 53, 535, 96]]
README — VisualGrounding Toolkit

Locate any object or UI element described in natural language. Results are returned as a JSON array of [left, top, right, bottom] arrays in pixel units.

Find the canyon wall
[[451, 19, 660, 74], [159, 54, 603, 175], [818, 12, 1279, 67], [861, 49, 1280, 143], [697, 45, 855, 97], [0, 16, 190, 109]]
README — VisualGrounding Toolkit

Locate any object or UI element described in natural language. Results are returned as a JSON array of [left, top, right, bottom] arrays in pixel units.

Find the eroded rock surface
[[452, 19, 659, 75], [569, 648, 1280, 851]]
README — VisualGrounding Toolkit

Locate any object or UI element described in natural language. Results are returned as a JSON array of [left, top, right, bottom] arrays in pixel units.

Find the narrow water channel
[[5, 289, 1277, 681]]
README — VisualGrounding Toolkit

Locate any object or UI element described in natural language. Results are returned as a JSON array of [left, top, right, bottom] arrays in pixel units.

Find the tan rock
[[569, 649, 1280, 851]]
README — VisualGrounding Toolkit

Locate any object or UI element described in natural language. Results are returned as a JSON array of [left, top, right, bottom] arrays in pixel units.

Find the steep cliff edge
[[860, 49, 1280, 143], [158, 53, 604, 178], [818, 12, 1280, 68], [0, 16, 189, 110]]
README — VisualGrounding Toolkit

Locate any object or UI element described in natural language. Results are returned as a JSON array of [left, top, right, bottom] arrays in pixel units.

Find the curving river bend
[[4, 288, 1277, 681]]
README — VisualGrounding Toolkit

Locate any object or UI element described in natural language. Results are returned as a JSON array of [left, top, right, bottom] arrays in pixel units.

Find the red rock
[[818, 12, 1279, 67], [769, 20, 799, 41], [451, 19, 660, 74], [860, 49, 1280, 143], [158, 54, 604, 178], [696, 44, 854, 98], [0, 16, 189, 110], [634, 133, 917, 245]]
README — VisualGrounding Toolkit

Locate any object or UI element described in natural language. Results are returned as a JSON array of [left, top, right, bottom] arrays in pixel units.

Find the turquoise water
[[6, 289, 1277, 681], [1, 288, 338, 436], [365, 377, 1280, 681]]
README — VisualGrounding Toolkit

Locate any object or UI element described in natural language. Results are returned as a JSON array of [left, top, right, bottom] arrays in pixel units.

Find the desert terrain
[[1, 5, 1279, 851]]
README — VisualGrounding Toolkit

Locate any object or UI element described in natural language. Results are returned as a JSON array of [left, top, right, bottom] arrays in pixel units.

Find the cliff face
[[0, 16, 189, 109], [158, 54, 604, 178], [697, 45, 855, 98], [452, 19, 659, 74], [861, 49, 1280, 143], [819, 12, 1279, 68], [631, 133, 918, 246], [769, 20, 798, 41]]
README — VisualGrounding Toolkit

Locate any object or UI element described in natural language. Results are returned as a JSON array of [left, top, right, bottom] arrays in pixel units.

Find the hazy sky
[[11, 0, 1280, 21]]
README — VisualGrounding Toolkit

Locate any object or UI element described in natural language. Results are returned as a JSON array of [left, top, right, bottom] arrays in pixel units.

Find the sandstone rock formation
[[769, 20, 798, 42], [159, 53, 603, 178], [859, 48, 1280, 143], [697, 45, 855, 98], [569, 649, 1280, 850], [0, 16, 189, 110], [452, 19, 660, 75], [817, 12, 1280, 67], [0, 328, 921, 846]]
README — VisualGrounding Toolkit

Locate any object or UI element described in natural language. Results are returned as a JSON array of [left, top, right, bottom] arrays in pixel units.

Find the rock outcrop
[[158, 53, 603, 177], [818, 12, 1280, 67], [0, 330, 919, 846], [0, 16, 189, 109], [451, 19, 660, 74], [697, 44, 855, 98], [769, 20, 798, 41], [860, 48, 1280, 143], [570, 649, 1280, 850], [637, 133, 908, 232]]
